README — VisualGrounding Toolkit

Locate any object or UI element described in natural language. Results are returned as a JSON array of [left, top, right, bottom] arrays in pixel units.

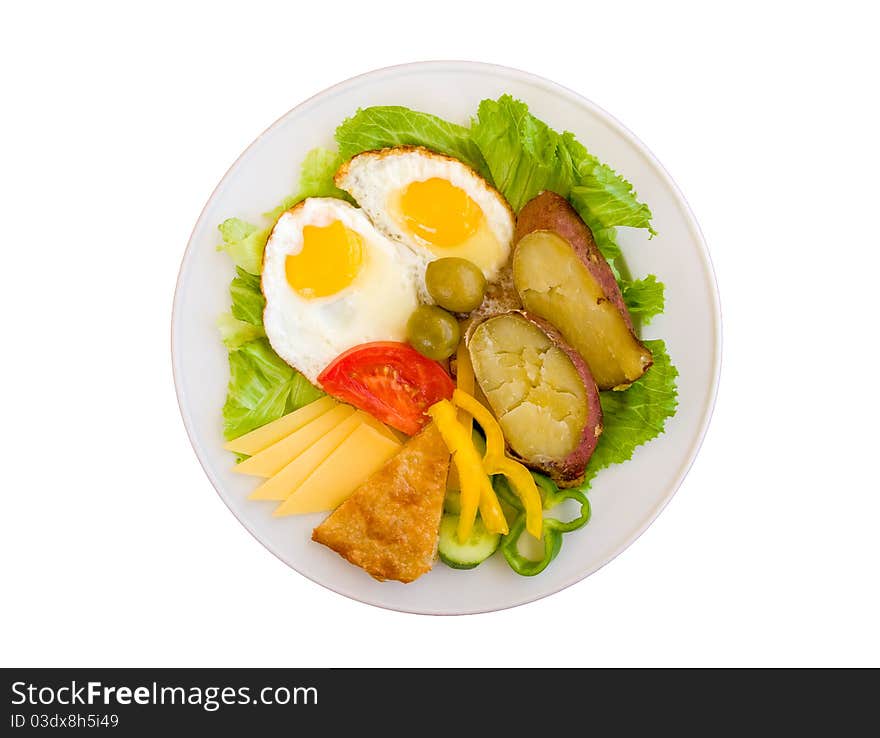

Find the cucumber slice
[[444, 489, 462, 514], [438, 514, 501, 570]]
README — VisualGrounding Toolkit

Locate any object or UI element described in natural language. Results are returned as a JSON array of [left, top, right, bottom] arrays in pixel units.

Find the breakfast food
[[262, 197, 420, 384], [312, 423, 450, 583], [223, 395, 338, 456], [241, 405, 401, 513], [236, 403, 357, 478], [215, 94, 678, 583], [273, 423, 401, 515], [468, 312, 603, 487], [334, 147, 515, 287], [512, 191, 653, 389]]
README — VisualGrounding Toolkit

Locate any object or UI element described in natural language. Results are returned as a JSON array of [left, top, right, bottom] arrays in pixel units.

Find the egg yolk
[[399, 178, 483, 248], [286, 220, 364, 298]]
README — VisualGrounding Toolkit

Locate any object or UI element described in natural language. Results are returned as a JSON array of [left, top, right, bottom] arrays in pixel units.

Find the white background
[[2, 1, 878, 667]]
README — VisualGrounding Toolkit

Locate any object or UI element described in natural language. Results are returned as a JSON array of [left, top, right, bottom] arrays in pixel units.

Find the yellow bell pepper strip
[[451, 389, 544, 540], [429, 401, 479, 542], [454, 341, 476, 419], [493, 456, 543, 540], [428, 401, 507, 542], [447, 340, 475, 494], [452, 389, 504, 462], [477, 474, 508, 537], [441, 377, 508, 534]]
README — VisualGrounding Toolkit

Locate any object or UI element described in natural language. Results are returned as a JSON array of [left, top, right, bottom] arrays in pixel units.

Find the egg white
[[334, 147, 515, 293], [261, 197, 421, 384]]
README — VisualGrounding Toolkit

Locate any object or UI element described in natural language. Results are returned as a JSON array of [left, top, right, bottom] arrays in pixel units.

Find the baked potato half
[[513, 191, 653, 389], [468, 311, 602, 487]]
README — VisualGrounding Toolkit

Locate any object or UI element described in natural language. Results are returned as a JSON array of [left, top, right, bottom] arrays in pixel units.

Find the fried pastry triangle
[[312, 422, 450, 583]]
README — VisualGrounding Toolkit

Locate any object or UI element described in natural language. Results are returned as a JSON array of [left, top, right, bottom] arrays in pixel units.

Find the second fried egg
[[334, 147, 514, 290]]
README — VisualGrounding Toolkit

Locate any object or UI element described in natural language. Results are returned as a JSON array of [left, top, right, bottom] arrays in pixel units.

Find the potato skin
[[515, 312, 603, 487], [513, 191, 653, 389], [514, 191, 631, 329], [468, 310, 603, 488]]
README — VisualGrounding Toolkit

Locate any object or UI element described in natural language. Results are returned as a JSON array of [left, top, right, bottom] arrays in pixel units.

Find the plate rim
[[171, 60, 723, 616]]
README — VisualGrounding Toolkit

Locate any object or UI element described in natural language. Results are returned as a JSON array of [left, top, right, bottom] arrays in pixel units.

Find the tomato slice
[[317, 342, 454, 436]]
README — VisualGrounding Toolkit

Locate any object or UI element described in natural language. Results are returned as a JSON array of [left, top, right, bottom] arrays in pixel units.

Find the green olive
[[425, 258, 487, 313], [407, 305, 460, 361]]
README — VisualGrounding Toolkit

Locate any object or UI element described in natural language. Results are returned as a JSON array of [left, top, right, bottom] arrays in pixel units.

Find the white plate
[[172, 61, 721, 615]]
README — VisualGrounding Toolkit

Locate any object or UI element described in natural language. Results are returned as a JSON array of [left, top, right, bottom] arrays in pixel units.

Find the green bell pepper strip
[[495, 472, 592, 576]]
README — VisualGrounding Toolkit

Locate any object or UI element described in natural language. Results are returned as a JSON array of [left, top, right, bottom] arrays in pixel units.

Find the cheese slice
[[223, 396, 336, 456], [273, 424, 401, 516], [234, 404, 355, 478], [249, 412, 363, 501], [358, 412, 402, 444]]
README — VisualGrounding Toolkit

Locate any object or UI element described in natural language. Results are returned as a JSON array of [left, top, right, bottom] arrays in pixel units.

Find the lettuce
[[217, 219, 269, 276], [222, 339, 323, 440], [621, 275, 665, 325], [591, 227, 624, 278], [229, 267, 265, 325], [336, 106, 488, 177], [581, 340, 678, 487], [263, 147, 353, 222], [563, 135, 655, 236], [470, 95, 576, 212], [470, 95, 655, 287], [299, 148, 348, 198], [217, 313, 265, 349], [569, 161, 655, 235], [219, 264, 266, 347], [220, 246, 320, 439]]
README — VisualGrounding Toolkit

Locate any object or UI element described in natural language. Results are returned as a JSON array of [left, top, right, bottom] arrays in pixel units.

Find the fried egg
[[261, 198, 420, 383], [334, 147, 514, 293]]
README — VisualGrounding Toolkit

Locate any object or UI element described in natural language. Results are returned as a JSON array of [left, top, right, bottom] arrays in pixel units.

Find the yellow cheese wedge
[[273, 424, 401, 516], [234, 404, 355, 478], [357, 412, 401, 443], [249, 412, 363, 501], [224, 396, 336, 455]]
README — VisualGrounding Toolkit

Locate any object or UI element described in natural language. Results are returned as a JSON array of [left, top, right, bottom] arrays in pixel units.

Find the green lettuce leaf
[[581, 339, 678, 487], [216, 218, 269, 275], [299, 148, 347, 197], [563, 135, 655, 236], [469, 95, 655, 291], [216, 313, 265, 349], [222, 338, 323, 440], [220, 270, 323, 440], [591, 227, 624, 279], [563, 130, 654, 282], [470, 95, 576, 211], [229, 267, 265, 325], [219, 237, 322, 440], [263, 147, 354, 222], [621, 275, 665, 325], [335, 106, 488, 177]]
